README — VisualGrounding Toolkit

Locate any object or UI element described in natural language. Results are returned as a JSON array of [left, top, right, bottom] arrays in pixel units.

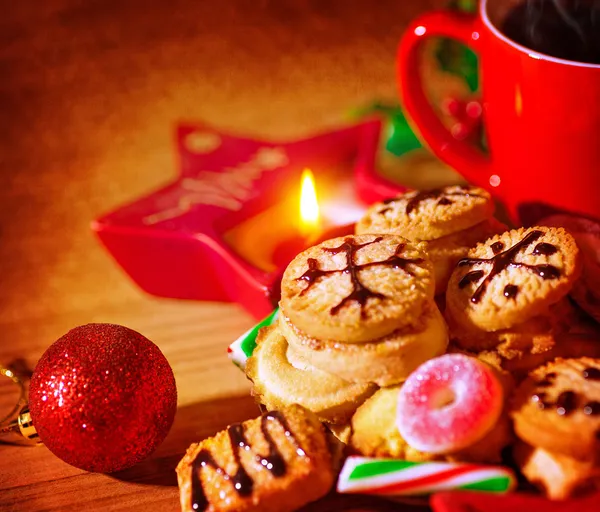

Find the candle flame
[[299, 169, 319, 237]]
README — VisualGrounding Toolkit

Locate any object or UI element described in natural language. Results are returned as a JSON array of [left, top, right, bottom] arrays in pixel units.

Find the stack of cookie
[[221, 186, 600, 504], [346, 214, 600, 498], [246, 233, 449, 432]]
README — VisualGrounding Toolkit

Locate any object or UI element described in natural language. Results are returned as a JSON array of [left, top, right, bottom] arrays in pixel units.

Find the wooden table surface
[[0, 1, 444, 510]]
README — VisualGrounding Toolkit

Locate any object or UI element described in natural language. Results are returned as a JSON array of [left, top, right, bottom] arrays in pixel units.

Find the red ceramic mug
[[398, 0, 600, 225]]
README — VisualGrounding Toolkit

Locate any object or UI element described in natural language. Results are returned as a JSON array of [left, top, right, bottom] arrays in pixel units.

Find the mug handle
[[397, 10, 493, 190]]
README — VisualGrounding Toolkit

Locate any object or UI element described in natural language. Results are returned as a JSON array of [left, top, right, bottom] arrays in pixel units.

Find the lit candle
[[271, 169, 323, 267], [224, 168, 361, 272], [299, 169, 320, 239], [223, 169, 321, 272]]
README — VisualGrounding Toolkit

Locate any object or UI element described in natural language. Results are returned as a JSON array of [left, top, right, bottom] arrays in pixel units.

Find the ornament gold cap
[[0, 364, 39, 443], [0, 407, 40, 442]]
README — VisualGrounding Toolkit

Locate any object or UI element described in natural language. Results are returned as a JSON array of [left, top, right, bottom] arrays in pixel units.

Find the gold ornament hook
[[0, 365, 39, 443]]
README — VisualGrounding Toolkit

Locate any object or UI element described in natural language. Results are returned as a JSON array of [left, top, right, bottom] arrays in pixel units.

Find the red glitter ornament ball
[[29, 323, 177, 473]]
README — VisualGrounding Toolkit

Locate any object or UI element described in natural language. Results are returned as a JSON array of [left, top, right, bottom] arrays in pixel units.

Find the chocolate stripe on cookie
[[190, 411, 303, 510], [458, 230, 560, 304], [296, 238, 423, 318]]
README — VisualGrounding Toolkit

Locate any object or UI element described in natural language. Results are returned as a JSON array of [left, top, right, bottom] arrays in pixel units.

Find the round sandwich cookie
[[246, 326, 376, 425], [278, 302, 448, 387]]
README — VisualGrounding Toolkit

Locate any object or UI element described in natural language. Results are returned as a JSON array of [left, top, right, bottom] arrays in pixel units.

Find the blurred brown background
[[1, 1, 452, 510], [1, 0, 442, 353], [0, 0, 447, 321]]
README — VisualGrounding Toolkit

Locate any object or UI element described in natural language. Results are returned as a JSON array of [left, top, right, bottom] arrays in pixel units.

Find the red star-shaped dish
[[92, 119, 403, 318], [431, 490, 599, 512]]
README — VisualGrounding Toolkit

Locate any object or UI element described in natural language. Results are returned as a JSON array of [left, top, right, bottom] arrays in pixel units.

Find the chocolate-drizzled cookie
[[176, 405, 335, 512], [356, 185, 494, 241], [446, 226, 581, 333], [511, 357, 600, 499], [511, 357, 600, 460], [356, 185, 504, 295], [280, 234, 435, 344]]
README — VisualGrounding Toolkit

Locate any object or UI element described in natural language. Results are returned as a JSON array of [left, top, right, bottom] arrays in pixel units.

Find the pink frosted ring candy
[[396, 354, 503, 454]]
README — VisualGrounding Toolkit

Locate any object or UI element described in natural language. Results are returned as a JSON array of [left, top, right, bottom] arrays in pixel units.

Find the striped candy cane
[[227, 309, 279, 370], [337, 457, 516, 497]]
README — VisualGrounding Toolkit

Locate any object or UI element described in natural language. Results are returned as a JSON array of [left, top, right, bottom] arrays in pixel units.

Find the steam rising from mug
[[502, 0, 600, 64]]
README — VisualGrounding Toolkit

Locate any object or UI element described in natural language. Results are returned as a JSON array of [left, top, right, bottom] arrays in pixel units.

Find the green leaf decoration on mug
[[436, 0, 480, 92], [352, 0, 480, 158], [350, 103, 422, 157]]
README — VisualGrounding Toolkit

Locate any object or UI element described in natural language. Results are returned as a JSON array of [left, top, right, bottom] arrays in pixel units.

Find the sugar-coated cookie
[[356, 186, 502, 294], [446, 226, 582, 333], [176, 404, 334, 512], [278, 302, 448, 386], [356, 185, 494, 241], [246, 326, 376, 424], [280, 234, 434, 344], [511, 357, 600, 461]]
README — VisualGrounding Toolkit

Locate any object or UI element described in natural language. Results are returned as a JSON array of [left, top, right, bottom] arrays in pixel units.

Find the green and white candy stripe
[[337, 457, 516, 497], [228, 308, 279, 370]]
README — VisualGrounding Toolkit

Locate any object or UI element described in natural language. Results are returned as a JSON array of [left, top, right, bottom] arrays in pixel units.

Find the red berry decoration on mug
[[442, 96, 483, 143], [0, 323, 177, 473]]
